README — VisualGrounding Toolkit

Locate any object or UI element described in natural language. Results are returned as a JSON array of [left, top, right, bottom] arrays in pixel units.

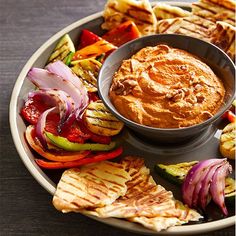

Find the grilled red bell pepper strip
[[72, 39, 117, 61], [78, 29, 101, 49], [222, 110, 236, 123], [102, 20, 141, 47], [226, 110, 236, 123], [35, 146, 123, 169]]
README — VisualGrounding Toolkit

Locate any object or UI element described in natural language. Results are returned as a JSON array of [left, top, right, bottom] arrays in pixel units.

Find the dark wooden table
[[1, 0, 235, 235]]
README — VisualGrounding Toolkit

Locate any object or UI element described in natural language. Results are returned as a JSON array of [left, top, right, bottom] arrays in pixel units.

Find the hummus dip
[[109, 44, 225, 128]]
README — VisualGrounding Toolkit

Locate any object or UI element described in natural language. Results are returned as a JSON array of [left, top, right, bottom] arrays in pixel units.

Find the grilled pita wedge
[[130, 201, 202, 232], [210, 21, 236, 60], [192, 0, 236, 26], [153, 3, 191, 21], [102, 0, 157, 35], [84, 100, 124, 136], [87, 157, 201, 222], [53, 162, 131, 213], [156, 15, 215, 41]]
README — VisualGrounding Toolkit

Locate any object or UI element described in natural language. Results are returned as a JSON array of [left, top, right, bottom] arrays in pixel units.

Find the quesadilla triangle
[[87, 156, 202, 231], [52, 161, 131, 213]]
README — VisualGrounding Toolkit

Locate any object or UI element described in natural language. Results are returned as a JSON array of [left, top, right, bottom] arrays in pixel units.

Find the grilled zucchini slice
[[71, 59, 102, 92], [84, 100, 124, 136], [155, 161, 235, 203], [220, 122, 235, 160], [155, 161, 198, 185], [47, 34, 75, 64]]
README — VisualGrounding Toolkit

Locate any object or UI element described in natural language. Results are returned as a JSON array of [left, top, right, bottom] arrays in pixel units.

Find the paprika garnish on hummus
[[109, 44, 225, 128]]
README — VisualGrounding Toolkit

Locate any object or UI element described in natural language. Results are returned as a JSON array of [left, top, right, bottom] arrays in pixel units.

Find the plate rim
[[9, 2, 236, 235]]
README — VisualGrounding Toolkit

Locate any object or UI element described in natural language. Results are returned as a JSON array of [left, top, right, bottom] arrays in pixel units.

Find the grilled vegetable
[[222, 100, 236, 122], [72, 39, 117, 61], [225, 178, 236, 204], [36, 147, 123, 169], [45, 131, 116, 151], [155, 161, 235, 203], [78, 29, 101, 49], [155, 161, 198, 185], [220, 122, 235, 159], [222, 110, 236, 123], [71, 58, 102, 92], [102, 20, 140, 47], [65, 51, 74, 66], [25, 125, 91, 162], [47, 34, 75, 64], [84, 100, 124, 136]]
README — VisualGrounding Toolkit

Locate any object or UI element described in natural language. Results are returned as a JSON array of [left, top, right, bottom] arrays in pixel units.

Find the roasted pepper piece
[[102, 20, 141, 47], [78, 29, 101, 49], [35, 147, 123, 169], [25, 125, 91, 162], [46, 131, 116, 151], [72, 39, 117, 61], [222, 100, 236, 122]]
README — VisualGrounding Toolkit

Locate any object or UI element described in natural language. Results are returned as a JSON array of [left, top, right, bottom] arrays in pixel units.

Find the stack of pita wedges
[[102, 0, 235, 60], [53, 157, 202, 232]]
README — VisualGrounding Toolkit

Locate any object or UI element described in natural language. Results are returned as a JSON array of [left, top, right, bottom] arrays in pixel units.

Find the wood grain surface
[[0, 0, 234, 235]]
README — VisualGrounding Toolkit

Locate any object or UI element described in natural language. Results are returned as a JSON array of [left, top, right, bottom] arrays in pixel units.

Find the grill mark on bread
[[177, 25, 209, 37], [192, 2, 235, 25], [56, 187, 96, 205], [193, 1, 235, 13], [108, 4, 154, 25], [54, 195, 80, 208], [127, 4, 152, 14], [59, 180, 102, 201], [160, 18, 180, 33], [86, 170, 124, 188], [183, 18, 210, 30]]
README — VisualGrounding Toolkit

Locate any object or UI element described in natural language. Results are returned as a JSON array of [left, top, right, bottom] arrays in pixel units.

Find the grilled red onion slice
[[46, 61, 88, 110], [27, 68, 84, 114], [191, 166, 210, 208], [28, 89, 75, 123], [198, 160, 227, 210], [182, 159, 224, 207], [210, 162, 232, 216], [36, 107, 56, 148]]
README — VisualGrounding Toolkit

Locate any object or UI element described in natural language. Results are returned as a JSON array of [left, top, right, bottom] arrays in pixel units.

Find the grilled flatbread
[[156, 15, 215, 41], [130, 201, 202, 232], [192, 0, 235, 26], [210, 21, 236, 60], [153, 3, 191, 21], [102, 0, 157, 35], [53, 162, 131, 213], [130, 200, 202, 232], [87, 157, 201, 224]]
